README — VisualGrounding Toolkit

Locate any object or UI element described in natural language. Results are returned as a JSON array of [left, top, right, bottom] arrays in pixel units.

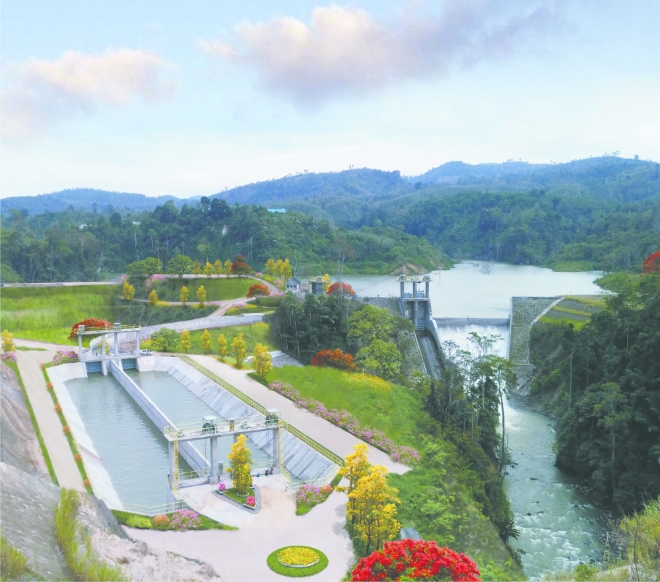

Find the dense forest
[[0, 200, 445, 283], [529, 269, 660, 511]]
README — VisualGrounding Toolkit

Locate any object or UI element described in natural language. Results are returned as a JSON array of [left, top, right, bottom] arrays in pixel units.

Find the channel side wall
[[434, 317, 510, 326], [108, 361, 207, 474], [47, 363, 123, 510], [138, 356, 335, 481]]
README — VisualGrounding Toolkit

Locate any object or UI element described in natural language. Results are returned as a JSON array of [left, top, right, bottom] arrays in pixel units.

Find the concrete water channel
[[49, 357, 338, 514]]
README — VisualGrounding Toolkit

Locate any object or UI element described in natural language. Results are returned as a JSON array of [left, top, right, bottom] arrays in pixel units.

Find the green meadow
[[143, 277, 253, 302], [0, 285, 120, 345]]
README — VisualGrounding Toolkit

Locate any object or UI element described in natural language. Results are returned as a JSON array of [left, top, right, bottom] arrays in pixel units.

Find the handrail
[[120, 500, 187, 516], [178, 355, 344, 467]]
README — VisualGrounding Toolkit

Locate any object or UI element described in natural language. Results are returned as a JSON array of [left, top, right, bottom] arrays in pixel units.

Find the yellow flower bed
[[277, 547, 319, 567], [342, 372, 391, 392]]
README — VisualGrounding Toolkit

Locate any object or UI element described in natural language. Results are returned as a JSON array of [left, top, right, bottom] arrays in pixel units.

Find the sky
[[1, 1, 659, 199]]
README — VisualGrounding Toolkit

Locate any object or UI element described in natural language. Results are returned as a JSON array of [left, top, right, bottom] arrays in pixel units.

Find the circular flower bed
[[267, 546, 328, 578], [278, 547, 319, 568]]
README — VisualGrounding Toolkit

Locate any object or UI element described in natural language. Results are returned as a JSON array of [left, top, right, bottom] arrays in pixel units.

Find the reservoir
[[346, 263, 606, 579]]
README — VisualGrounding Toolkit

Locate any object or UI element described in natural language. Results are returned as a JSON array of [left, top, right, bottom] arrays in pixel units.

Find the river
[[344, 263, 606, 579]]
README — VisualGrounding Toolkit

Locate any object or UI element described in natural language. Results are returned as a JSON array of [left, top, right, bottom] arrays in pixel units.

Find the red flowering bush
[[311, 349, 358, 371], [231, 255, 252, 277], [326, 282, 356, 296], [55, 404, 62, 413], [74, 453, 82, 462], [68, 318, 113, 340], [152, 514, 170, 528], [46, 382, 54, 391], [62, 425, 71, 435], [351, 540, 481, 581], [246, 496, 257, 507], [642, 251, 660, 274], [246, 283, 271, 298], [83, 479, 91, 489]]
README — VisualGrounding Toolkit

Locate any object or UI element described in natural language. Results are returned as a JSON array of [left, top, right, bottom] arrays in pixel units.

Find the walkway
[[129, 474, 354, 581], [188, 355, 411, 476], [13, 341, 85, 491]]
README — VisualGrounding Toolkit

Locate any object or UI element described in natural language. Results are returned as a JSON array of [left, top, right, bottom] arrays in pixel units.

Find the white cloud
[[1, 49, 175, 140], [198, 1, 572, 106]]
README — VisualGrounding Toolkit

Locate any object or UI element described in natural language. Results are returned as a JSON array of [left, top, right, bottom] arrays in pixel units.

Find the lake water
[[344, 261, 604, 318], [348, 262, 607, 579]]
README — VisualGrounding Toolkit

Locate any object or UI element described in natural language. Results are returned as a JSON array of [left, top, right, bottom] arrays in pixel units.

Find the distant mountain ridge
[[2, 156, 658, 218]]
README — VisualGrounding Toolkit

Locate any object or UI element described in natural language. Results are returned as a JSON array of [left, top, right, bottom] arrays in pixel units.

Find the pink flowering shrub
[[119, 274, 129, 283], [1, 352, 17, 363], [268, 381, 420, 466], [246, 496, 256, 507], [52, 350, 78, 365], [144, 274, 167, 288], [296, 484, 332, 506], [217, 482, 226, 492], [169, 510, 201, 530]]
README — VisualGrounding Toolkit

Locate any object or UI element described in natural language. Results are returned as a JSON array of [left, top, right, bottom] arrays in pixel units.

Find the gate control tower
[[398, 275, 432, 330]]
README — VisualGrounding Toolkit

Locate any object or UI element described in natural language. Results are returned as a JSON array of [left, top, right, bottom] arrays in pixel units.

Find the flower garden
[[267, 546, 329, 577]]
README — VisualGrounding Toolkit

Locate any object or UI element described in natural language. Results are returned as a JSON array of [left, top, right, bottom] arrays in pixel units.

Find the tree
[[180, 329, 191, 353], [253, 343, 272, 378], [217, 334, 228, 361], [281, 258, 293, 281], [228, 434, 252, 495], [148, 289, 159, 306], [337, 444, 371, 532], [642, 250, 660, 274], [167, 254, 193, 278], [356, 339, 401, 378], [348, 304, 396, 349], [68, 318, 112, 340], [231, 333, 247, 369], [322, 273, 331, 292], [274, 259, 284, 278], [213, 259, 223, 276], [223, 259, 232, 278], [196, 285, 206, 306], [126, 257, 162, 276], [150, 328, 180, 352], [246, 283, 270, 298], [231, 255, 251, 277], [203, 261, 214, 278], [265, 258, 276, 276], [192, 261, 201, 276], [180, 285, 189, 306], [351, 540, 481, 581], [311, 348, 358, 371], [200, 329, 212, 354], [348, 465, 400, 555], [327, 282, 356, 296], [122, 281, 135, 300], [2, 330, 16, 353]]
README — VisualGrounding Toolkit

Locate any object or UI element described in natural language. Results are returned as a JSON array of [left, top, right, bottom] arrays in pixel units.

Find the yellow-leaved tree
[[253, 343, 272, 378], [180, 285, 189, 306], [337, 443, 370, 531], [213, 259, 223, 276], [265, 258, 276, 276], [223, 259, 232, 278], [148, 290, 159, 306], [122, 281, 135, 300], [348, 465, 400, 555], [231, 333, 247, 369], [2, 330, 16, 353], [192, 261, 201, 276], [196, 285, 206, 306], [228, 434, 252, 495], [274, 259, 284, 278], [282, 258, 293, 281], [322, 274, 331, 293], [201, 329, 212, 354], [181, 329, 191, 353], [217, 334, 228, 361], [203, 261, 214, 278]]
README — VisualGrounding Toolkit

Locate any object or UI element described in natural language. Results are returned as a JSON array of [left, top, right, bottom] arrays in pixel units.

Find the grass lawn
[[147, 277, 253, 302], [0, 285, 119, 345], [181, 324, 276, 355], [266, 366, 422, 446], [223, 487, 255, 505]]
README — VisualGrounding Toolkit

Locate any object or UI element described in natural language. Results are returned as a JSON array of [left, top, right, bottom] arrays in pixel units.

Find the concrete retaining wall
[[434, 317, 510, 326], [48, 363, 123, 510], [138, 357, 335, 481], [108, 361, 207, 474]]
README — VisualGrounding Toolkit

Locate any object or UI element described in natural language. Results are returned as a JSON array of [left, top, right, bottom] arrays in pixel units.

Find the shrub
[[55, 404, 63, 413], [1, 351, 17, 363], [351, 539, 480, 581], [311, 348, 357, 371], [53, 350, 79, 365], [296, 484, 331, 506], [169, 510, 201, 530], [246, 496, 256, 507], [74, 453, 82, 463], [1, 531, 28, 579], [247, 283, 270, 298], [217, 482, 226, 492], [62, 425, 71, 435], [152, 514, 170, 528], [83, 479, 91, 489]]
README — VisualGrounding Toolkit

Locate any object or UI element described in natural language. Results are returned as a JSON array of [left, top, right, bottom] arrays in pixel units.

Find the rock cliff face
[[0, 363, 47, 474]]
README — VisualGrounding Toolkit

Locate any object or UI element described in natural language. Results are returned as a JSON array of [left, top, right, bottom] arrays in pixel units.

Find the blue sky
[[2, 1, 659, 198]]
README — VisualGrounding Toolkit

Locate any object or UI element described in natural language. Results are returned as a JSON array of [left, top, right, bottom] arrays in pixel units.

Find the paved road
[[14, 342, 85, 491]]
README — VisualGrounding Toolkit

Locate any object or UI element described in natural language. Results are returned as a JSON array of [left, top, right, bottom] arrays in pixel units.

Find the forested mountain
[[0, 188, 189, 216]]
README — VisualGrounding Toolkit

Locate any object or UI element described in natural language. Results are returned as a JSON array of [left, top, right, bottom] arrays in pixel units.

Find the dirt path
[[14, 344, 85, 491]]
